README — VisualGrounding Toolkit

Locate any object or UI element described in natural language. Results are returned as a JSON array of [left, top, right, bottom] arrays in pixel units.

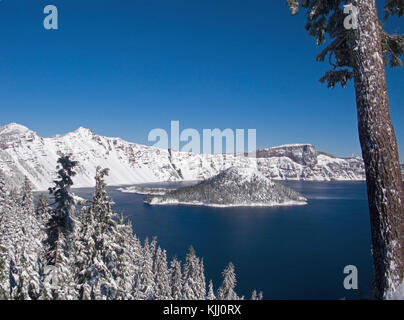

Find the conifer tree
[[182, 246, 206, 300], [115, 218, 142, 300], [207, 280, 216, 300], [198, 258, 207, 299], [169, 257, 183, 300], [217, 262, 239, 300], [153, 247, 171, 300], [21, 177, 34, 216], [43, 155, 78, 300], [287, 0, 404, 298], [74, 167, 133, 300], [36, 194, 51, 229], [150, 236, 158, 261], [73, 204, 98, 300], [0, 186, 24, 300], [133, 237, 155, 299], [14, 177, 42, 300], [251, 290, 257, 300], [0, 170, 11, 299]]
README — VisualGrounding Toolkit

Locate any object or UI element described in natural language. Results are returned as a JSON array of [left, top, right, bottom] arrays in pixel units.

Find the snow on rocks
[[0, 123, 366, 191]]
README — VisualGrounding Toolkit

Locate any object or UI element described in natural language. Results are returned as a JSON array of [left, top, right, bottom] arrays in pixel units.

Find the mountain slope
[[0, 123, 366, 190], [144, 167, 307, 207]]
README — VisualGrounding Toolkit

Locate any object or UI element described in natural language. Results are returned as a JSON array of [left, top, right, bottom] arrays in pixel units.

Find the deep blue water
[[71, 181, 373, 300]]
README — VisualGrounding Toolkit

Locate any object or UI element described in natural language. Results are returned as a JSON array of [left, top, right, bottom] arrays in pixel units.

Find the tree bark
[[352, 0, 404, 299]]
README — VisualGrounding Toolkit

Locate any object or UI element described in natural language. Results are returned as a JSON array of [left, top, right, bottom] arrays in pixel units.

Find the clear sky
[[0, 0, 403, 158]]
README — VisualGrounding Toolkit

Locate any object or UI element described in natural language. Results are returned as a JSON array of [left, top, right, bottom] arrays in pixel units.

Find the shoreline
[[144, 199, 308, 208]]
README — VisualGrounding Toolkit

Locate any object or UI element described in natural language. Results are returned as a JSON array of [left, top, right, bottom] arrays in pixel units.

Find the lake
[[71, 181, 373, 300]]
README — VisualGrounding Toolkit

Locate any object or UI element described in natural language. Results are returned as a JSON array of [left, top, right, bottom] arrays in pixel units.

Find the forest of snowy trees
[[0, 156, 262, 300]]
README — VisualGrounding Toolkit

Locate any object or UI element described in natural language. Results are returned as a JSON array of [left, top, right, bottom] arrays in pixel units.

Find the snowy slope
[[144, 167, 307, 207], [0, 123, 366, 191]]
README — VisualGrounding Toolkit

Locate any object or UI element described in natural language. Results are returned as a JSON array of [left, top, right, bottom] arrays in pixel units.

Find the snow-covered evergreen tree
[[182, 246, 206, 300], [0, 170, 12, 299], [36, 194, 51, 229], [133, 237, 155, 299], [217, 262, 239, 300], [73, 204, 98, 300], [198, 258, 207, 299], [21, 177, 34, 215], [114, 218, 142, 300], [74, 167, 135, 300], [169, 257, 183, 300], [43, 155, 78, 300], [207, 280, 216, 300], [15, 177, 42, 300], [152, 247, 171, 300], [251, 290, 257, 300]]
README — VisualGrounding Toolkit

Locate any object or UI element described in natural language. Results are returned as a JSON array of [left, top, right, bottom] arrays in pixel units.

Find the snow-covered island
[[144, 167, 307, 207]]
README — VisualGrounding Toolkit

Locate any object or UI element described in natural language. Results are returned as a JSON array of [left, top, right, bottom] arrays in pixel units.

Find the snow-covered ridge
[[0, 123, 366, 191], [144, 167, 307, 207]]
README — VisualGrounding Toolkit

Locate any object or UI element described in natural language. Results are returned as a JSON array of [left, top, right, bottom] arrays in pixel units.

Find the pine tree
[[170, 258, 182, 300], [251, 290, 257, 300], [0, 184, 19, 299], [133, 237, 155, 299], [74, 167, 136, 300], [0, 170, 11, 299], [73, 205, 98, 300], [115, 218, 142, 300], [169, 257, 183, 300], [182, 246, 206, 300], [14, 177, 42, 300], [198, 258, 207, 299], [152, 247, 171, 300], [217, 262, 239, 300], [287, 0, 404, 298], [43, 155, 78, 300], [207, 280, 216, 300], [21, 177, 34, 216], [1, 186, 24, 300], [36, 194, 51, 228]]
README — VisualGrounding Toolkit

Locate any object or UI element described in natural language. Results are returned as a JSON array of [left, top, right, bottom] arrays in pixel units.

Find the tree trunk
[[352, 0, 404, 299]]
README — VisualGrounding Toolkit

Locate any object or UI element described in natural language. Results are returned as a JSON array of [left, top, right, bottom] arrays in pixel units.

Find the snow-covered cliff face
[[256, 144, 365, 181], [145, 167, 307, 207], [0, 123, 366, 191]]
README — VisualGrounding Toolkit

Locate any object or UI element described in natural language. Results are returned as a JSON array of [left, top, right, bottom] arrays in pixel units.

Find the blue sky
[[0, 0, 403, 158]]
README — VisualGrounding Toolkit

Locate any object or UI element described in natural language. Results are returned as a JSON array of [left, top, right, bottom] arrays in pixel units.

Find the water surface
[[71, 181, 373, 300]]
